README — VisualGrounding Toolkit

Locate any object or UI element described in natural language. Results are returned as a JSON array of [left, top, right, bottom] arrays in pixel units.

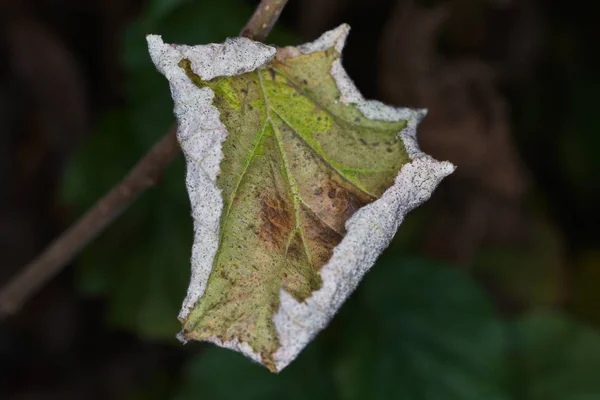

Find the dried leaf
[[147, 24, 454, 372]]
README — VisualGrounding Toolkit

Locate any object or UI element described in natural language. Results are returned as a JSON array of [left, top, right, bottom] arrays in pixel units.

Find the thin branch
[[0, 128, 178, 317], [0, 0, 288, 318], [240, 0, 289, 41]]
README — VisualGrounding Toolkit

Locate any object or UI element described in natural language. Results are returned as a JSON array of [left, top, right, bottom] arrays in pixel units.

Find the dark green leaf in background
[[514, 312, 600, 400], [334, 257, 509, 400], [175, 343, 336, 400]]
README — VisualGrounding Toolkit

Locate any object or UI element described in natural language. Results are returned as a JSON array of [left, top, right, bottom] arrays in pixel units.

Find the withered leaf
[[148, 24, 454, 372]]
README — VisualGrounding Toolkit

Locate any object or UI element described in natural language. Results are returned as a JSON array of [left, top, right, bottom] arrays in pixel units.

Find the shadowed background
[[1, 0, 599, 398]]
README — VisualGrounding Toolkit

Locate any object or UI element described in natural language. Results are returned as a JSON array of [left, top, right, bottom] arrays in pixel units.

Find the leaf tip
[[298, 23, 351, 55]]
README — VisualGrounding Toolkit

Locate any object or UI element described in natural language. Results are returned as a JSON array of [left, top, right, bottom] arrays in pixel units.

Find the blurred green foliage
[[514, 312, 600, 400], [61, 0, 600, 398]]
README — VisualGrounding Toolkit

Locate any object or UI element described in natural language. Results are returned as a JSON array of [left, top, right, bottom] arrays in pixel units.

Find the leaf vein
[[269, 106, 376, 198], [218, 112, 269, 245], [257, 70, 315, 271]]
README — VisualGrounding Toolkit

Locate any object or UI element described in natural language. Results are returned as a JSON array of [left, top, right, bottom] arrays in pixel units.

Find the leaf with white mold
[[147, 24, 454, 372]]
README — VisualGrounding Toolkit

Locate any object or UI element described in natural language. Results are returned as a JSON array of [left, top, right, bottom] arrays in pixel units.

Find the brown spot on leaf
[[259, 193, 294, 250], [301, 172, 375, 236]]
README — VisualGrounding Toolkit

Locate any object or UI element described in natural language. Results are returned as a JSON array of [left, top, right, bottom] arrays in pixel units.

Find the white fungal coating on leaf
[[147, 25, 454, 372], [146, 35, 276, 321]]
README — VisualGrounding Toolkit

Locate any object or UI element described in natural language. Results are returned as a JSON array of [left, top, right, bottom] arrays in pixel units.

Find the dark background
[[1, 0, 599, 398]]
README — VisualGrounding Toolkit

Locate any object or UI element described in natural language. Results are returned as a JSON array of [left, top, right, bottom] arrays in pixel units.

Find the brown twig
[[0, 127, 178, 317], [0, 0, 288, 318], [240, 0, 289, 41]]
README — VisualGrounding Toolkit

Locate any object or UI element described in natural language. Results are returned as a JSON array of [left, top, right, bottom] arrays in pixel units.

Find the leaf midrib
[[257, 69, 315, 272]]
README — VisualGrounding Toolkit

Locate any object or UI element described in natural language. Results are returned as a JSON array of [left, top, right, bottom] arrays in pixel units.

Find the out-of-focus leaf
[[175, 342, 336, 400], [62, 0, 295, 339], [515, 311, 600, 400], [474, 210, 566, 309], [332, 257, 509, 400], [145, 0, 191, 24]]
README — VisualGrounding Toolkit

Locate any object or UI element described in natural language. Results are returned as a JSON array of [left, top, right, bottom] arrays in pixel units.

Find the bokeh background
[[1, 0, 599, 398]]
